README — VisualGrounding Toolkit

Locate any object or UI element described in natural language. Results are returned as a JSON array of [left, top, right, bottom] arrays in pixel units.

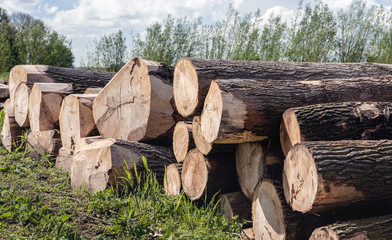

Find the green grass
[[0, 146, 244, 239]]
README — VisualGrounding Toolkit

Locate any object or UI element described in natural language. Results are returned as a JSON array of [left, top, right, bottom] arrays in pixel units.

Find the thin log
[[164, 163, 182, 196], [192, 116, 212, 155], [281, 102, 392, 156], [29, 83, 72, 132], [220, 191, 251, 221], [181, 149, 239, 201], [14, 83, 30, 127], [93, 57, 176, 143], [283, 140, 392, 213], [71, 139, 175, 193], [1, 99, 24, 152], [173, 58, 392, 117], [27, 130, 61, 160]]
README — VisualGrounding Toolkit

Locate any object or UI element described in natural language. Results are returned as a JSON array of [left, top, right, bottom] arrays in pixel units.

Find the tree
[[0, 21, 17, 72], [258, 14, 287, 61]]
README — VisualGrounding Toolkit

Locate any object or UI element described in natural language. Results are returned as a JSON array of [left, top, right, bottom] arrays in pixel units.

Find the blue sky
[[0, 0, 390, 66]]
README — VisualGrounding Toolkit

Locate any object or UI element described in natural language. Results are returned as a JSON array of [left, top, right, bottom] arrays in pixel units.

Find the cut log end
[[310, 227, 340, 240], [200, 81, 223, 143], [14, 83, 30, 127], [236, 142, 265, 200], [163, 164, 181, 195], [192, 116, 212, 155], [173, 58, 199, 117], [181, 149, 208, 201], [252, 180, 286, 240], [280, 109, 301, 156], [283, 144, 318, 213], [173, 122, 190, 162]]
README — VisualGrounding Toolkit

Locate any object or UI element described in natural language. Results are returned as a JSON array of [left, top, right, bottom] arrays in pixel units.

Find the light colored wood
[[84, 87, 102, 94], [192, 116, 212, 155], [55, 147, 73, 171], [71, 139, 175, 193], [29, 83, 72, 132], [93, 57, 175, 142], [27, 130, 61, 160], [173, 121, 193, 162], [242, 228, 255, 240], [74, 136, 102, 152], [236, 142, 266, 200], [14, 83, 30, 127], [1, 99, 24, 152], [220, 191, 251, 221], [163, 163, 182, 196], [59, 94, 97, 155]]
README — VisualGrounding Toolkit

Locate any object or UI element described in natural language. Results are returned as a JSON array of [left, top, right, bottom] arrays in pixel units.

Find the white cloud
[[44, 5, 58, 14], [260, 6, 295, 25], [0, 0, 42, 14]]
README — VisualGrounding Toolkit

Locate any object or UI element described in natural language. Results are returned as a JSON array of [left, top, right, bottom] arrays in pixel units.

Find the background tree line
[[0, 8, 74, 74]]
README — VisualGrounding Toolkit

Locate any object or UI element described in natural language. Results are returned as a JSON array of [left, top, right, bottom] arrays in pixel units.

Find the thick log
[[181, 149, 239, 201], [59, 94, 97, 155], [236, 142, 266, 200], [310, 215, 392, 240], [220, 191, 251, 221], [29, 83, 72, 132], [84, 87, 102, 94], [173, 58, 392, 117], [9, 65, 115, 105], [192, 116, 212, 155], [93, 57, 176, 143], [281, 102, 392, 156], [163, 163, 182, 196], [283, 140, 392, 213], [173, 121, 194, 162], [14, 83, 30, 127], [1, 99, 24, 152], [200, 75, 392, 144], [71, 139, 175, 192], [27, 130, 62, 160]]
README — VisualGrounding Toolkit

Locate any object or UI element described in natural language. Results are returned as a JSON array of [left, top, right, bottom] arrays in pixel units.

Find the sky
[[0, 0, 390, 66]]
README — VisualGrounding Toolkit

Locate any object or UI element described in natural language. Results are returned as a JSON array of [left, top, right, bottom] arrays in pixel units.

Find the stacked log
[[172, 121, 193, 162], [163, 163, 182, 195], [27, 130, 62, 160], [1, 99, 24, 152]]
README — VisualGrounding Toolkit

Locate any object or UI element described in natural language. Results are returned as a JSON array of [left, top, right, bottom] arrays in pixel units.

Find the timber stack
[[1, 58, 392, 239]]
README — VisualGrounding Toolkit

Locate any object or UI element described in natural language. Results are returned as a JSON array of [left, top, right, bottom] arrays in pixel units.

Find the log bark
[[9, 65, 115, 106], [220, 191, 251, 221], [236, 142, 266, 200], [281, 102, 392, 156], [1, 99, 24, 152], [59, 94, 97, 155], [173, 58, 392, 117], [93, 57, 177, 143], [27, 130, 62, 160], [173, 121, 194, 162], [29, 83, 72, 132], [71, 139, 175, 193], [164, 163, 182, 196], [310, 215, 392, 240], [192, 116, 212, 155], [283, 140, 392, 213], [200, 76, 392, 144], [181, 149, 239, 201], [84, 87, 102, 94]]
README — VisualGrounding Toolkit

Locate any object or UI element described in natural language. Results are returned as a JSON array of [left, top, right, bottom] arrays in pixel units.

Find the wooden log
[[283, 140, 392, 213], [242, 228, 255, 240], [163, 163, 182, 196], [0, 83, 9, 99], [29, 83, 72, 132], [181, 149, 239, 201], [55, 147, 73, 171], [173, 58, 392, 117], [200, 75, 392, 144], [310, 214, 392, 240], [192, 116, 212, 155], [13, 83, 30, 127], [236, 142, 266, 200], [9, 65, 115, 106], [71, 139, 175, 192], [59, 94, 97, 155], [93, 57, 176, 143], [84, 87, 102, 94], [281, 102, 392, 156], [27, 130, 61, 160], [173, 121, 194, 162], [74, 136, 102, 152], [1, 99, 24, 152], [220, 191, 251, 221]]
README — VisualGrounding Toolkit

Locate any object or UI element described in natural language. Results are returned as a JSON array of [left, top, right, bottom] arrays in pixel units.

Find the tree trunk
[[84, 87, 102, 94], [173, 121, 194, 162], [27, 130, 62, 160], [192, 116, 212, 155], [281, 102, 392, 156], [9, 65, 115, 105], [220, 191, 251, 221], [1, 99, 24, 152], [164, 163, 182, 196], [71, 139, 175, 193], [93, 57, 177, 143], [310, 214, 392, 240], [29, 83, 72, 132], [14, 83, 30, 127], [236, 142, 266, 200], [59, 94, 98, 155], [181, 149, 239, 201], [283, 140, 392, 213], [200, 76, 392, 144], [173, 58, 392, 117]]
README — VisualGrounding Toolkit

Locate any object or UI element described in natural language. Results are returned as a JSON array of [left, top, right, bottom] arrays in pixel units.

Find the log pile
[[2, 58, 392, 238]]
